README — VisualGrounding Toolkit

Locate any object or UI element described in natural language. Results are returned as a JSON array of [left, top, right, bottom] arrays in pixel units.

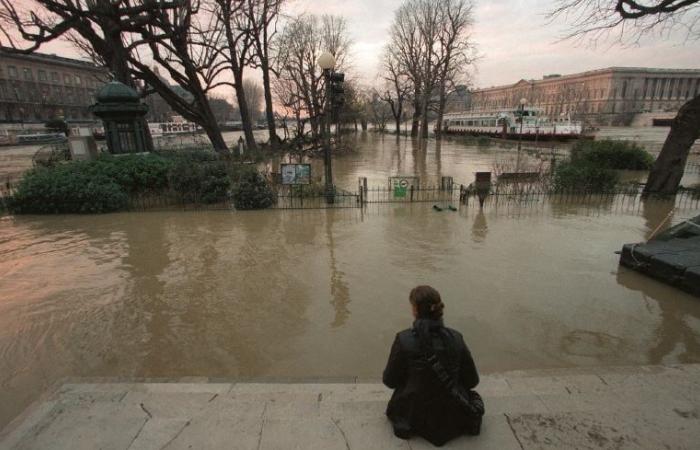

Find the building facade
[[469, 67, 700, 126], [0, 47, 108, 124]]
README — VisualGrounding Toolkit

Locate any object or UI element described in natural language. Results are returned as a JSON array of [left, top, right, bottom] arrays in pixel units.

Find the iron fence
[[361, 185, 457, 204], [456, 185, 700, 212], [272, 186, 360, 209]]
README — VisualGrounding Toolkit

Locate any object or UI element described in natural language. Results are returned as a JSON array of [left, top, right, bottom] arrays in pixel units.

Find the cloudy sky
[[288, 0, 700, 88], [16, 0, 700, 90]]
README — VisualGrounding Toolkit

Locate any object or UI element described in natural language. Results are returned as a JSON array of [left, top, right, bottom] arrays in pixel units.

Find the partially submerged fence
[[272, 186, 360, 209]]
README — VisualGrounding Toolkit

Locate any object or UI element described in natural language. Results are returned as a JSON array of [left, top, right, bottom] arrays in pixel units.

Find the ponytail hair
[[409, 285, 444, 320]]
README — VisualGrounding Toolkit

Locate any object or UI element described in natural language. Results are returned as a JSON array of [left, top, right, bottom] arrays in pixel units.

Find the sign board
[[281, 164, 311, 185], [389, 176, 419, 198]]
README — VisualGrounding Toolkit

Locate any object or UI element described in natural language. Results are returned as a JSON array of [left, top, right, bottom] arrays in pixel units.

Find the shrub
[[88, 154, 173, 195], [169, 158, 231, 204], [570, 140, 654, 170], [553, 161, 620, 192], [231, 168, 274, 210], [10, 166, 128, 214]]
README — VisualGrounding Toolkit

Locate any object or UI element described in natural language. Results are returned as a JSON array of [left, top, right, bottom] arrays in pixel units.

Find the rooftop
[[0, 46, 106, 72], [475, 66, 700, 92]]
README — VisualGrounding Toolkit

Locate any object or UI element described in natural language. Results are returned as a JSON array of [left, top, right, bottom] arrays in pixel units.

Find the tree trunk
[[419, 96, 429, 140], [260, 59, 278, 146], [395, 117, 402, 135], [643, 95, 700, 195], [411, 98, 421, 138], [202, 123, 228, 153], [435, 83, 447, 138], [233, 72, 258, 151]]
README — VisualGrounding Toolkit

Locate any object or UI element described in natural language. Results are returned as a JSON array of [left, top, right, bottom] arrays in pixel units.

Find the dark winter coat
[[383, 319, 480, 447]]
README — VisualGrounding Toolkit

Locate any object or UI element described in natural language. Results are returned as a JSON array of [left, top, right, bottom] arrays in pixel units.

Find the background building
[[469, 67, 700, 126], [0, 47, 108, 125]]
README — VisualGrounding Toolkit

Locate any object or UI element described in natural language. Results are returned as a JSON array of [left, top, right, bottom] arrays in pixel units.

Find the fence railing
[[272, 186, 360, 209]]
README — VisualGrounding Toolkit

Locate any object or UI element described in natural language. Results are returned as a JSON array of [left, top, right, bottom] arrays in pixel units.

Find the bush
[[10, 166, 128, 214], [553, 161, 620, 192], [87, 154, 173, 195], [571, 140, 654, 170], [169, 158, 231, 204], [231, 168, 274, 210]]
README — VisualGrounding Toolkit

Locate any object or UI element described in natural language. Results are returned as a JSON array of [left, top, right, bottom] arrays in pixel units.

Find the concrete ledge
[[1, 364, 699, 449]]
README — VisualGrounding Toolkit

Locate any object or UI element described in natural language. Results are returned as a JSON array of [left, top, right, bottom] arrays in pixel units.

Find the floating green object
[[448, 205, 457, 211], [433, 205, 443, 211]]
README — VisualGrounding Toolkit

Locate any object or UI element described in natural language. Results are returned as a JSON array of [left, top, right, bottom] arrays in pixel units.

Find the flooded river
[[1, 132, 700, 430]]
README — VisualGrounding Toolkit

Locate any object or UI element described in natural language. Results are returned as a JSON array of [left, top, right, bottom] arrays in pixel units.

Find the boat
[[148, 121, 201, 137], [442, 107, 583, 141]]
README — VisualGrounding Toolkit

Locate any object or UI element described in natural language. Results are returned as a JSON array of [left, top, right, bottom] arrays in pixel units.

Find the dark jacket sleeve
[[383, 333, 407, 389], [459, 341, 479, 390]]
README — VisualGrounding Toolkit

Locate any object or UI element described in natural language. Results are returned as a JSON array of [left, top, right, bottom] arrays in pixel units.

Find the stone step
[[2, 364, 698, 450]]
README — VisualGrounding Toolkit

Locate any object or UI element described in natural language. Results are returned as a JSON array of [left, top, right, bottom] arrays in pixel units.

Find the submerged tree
[[273, 14, 351, 140], [386, 0, 475, 139], [244, 0, 284, 145], [549, 0, 700, 194], [379, 49, 412, 135]]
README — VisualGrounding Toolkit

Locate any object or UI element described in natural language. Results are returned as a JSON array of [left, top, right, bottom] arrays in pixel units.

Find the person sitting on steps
[[383, 285, 484, 447]]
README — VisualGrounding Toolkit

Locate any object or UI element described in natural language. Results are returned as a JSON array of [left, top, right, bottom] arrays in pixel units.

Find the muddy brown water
[[1, 132, 700, 430]]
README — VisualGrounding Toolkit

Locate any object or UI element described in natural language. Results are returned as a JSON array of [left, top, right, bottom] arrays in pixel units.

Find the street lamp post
[[516, 97, 527, 172], [317, 51, 335, 204]]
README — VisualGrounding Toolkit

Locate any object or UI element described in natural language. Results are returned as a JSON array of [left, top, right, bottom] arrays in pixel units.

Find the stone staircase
[[1, 364, 698, 449]]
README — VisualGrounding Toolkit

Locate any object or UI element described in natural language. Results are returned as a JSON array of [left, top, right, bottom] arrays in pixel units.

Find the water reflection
[[616, 268, 700, 364], [326, 211, 350, 327], [471, 210, 488, 243], [641, 197, 675, 240]]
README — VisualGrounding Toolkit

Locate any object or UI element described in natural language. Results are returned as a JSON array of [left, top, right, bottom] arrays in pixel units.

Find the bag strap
[[416, 327, 459, 392]]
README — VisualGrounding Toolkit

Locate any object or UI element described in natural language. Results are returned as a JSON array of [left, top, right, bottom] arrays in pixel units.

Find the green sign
[[389, 176, 418, 199]]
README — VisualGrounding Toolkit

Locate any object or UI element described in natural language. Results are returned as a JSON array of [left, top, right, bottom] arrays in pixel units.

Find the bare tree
[[244, 0, 284, 145], [549, 0, 700, 194], [433, 0, 475, 136], [379, 48, 411, 135], [387, 2, 425, 137], [386, 0, 475, 139], [128, 0, 231, 152], [0, 0, 231, 153], [273, 14, 351, 140], [243, 79, 263, 123], [208, 0, 259, 150], [368, 90, 391, 131]]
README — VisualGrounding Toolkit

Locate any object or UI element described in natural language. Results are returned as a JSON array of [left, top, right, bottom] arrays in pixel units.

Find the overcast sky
[[19, 0, 700, 91], [289, 0, 700, 88]]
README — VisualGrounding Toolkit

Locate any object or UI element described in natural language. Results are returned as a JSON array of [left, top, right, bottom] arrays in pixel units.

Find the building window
[[38, 70, 47, 82], [64, 74, 71, 85], [51, 72, 59, 83], [75, 75, 81, 85], [23, 68, 33, 81], [8, 66, 18, 78]]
